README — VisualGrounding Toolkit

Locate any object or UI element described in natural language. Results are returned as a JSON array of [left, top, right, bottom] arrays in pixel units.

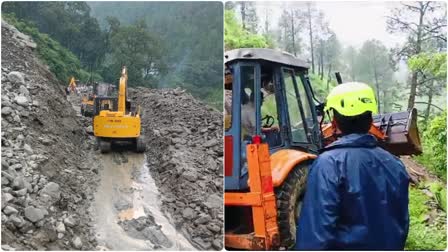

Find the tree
[[387, 2, 447, 110], [303, 2, 318, 73], [105, 19, 165, 87], [278, 8, 302, 56], [225, 10, 268, 50], [408, 52, 447, 121], [356, 40, 395, 113], [237, 1, 258, 33]]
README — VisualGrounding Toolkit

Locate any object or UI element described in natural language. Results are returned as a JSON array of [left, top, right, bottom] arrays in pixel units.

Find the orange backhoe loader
[[224, 48, 422, 250]]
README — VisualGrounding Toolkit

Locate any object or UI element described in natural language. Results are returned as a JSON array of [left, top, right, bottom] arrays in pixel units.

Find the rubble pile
[[1, 20, 100, 250], [131, 87, 223, 250]]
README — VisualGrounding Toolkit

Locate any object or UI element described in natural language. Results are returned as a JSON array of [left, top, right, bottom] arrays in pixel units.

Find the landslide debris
[[131, 87, 223, 250], [1, 20, 100, 250]]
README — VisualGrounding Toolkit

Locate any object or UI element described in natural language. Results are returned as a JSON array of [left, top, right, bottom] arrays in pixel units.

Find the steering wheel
[[262, 115, 275, 128]]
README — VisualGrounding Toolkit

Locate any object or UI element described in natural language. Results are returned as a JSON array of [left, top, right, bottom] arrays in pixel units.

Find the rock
[[85, 126, 93, 134], [24, 206, 45, 223], [19, 85, 29, 96], [23, 144, 33, 154], [12, 176, 26, 190], [14, 95, 28, 106], [64, 216, 77, 227], [192, 237, 212, 250], [212, 239, 222, 250], [2, 193, 14, 209], [7, 71, 25, 85], [10, 215, 24, 228], [194, 214, 211, 225], [1, 107, 13, 115], [14, 188, 28, 197], [182, 207, 195, 220], [3, 206, 19, 215], [204, 194, 222, 209], [40, 182, 60, 201], [13, 114, 20, 123], [56, 222, 65, 233], [203, 139, 219, 148], [207, 223, 221, 233], [1, 244, 16, 251], [72, 236, 82, 249]]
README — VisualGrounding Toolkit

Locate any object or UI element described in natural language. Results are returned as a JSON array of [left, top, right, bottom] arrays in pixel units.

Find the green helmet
[[324, 82, 378, 116]]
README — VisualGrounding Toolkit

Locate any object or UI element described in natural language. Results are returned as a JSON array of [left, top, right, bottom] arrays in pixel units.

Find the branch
[[414, 101, 444, 111], [386, 16, 418, 33]]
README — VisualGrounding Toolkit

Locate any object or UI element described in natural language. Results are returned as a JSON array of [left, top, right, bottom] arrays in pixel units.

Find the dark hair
[[333, 110, 372, 135]]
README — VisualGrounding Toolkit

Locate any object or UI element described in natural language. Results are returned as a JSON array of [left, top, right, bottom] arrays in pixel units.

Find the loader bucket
[[372, 108, 422, 156]]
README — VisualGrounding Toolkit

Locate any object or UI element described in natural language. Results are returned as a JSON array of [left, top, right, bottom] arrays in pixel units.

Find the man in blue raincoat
[[295, 82, 409, 250]]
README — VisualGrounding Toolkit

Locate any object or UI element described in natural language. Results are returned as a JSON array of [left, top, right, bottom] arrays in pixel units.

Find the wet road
[[93, 152, 194, 250]]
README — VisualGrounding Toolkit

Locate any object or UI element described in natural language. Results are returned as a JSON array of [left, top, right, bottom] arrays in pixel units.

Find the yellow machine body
[[93, 112, 141, 138]]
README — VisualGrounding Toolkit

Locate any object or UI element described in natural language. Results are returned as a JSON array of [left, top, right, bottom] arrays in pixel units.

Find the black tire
[[275, 163, 309, 249], [135, 136, 146, 153], [99, 138, 111, 153]]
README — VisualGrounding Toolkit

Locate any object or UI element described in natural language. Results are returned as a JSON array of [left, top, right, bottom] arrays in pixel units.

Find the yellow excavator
[[92, 66, 146, 153]]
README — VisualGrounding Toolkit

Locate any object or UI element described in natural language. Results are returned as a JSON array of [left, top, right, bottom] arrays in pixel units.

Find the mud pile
[[1, 20, 100, 250], [131, 87, 223, 250]]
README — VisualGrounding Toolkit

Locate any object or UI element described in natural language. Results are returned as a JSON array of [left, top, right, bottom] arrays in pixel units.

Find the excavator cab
[[224, 48, 422, 250]]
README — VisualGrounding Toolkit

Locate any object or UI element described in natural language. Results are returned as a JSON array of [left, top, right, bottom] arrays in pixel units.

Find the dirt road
[[93, 152, 193, 250]]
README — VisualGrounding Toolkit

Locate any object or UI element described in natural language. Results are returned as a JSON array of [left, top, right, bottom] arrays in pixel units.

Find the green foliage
[[225, 11, 269, 50], [3, 14, 99, 84], [89, 2, 223, 103], [414, 112, 447, 180], [408, 53, 447, 79], [405, 187, 447, 250], [2, 2, 107, 69], [101, 19, 165, 88]]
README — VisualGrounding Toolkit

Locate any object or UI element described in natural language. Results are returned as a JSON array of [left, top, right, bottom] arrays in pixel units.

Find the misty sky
[[255, 1, 406, 49]]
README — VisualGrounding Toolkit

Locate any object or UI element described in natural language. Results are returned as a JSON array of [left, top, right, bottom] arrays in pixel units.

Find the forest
[[225, 1, 446, 250], [2, 2, 223, 108]]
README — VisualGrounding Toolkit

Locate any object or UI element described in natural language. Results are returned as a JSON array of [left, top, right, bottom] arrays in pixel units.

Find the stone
[[182, 207, 195, 220], [203, 139, 219, 148], [64, 216, 77, 227], [40, 182, 60, 201], [56, 222, 66, 233], [10, 215, 24, 228], [212, 239, 222, 250], [12, 177, 26, 190], [1, 107, 12, 115], [14, 188, 28, 197], [206, 223, 221, 233], [7, 71, 25, 85], [194, 214, 211, 225], [23, 144, 33, 154], [13, 115, 20, 123], [72, 236, 82, 249], [3, 206, 18, 215], [85, 126, 93, 134], [14, 95, 28, 106], [24, 206, 45, 223], [19, 85, 29, 96]]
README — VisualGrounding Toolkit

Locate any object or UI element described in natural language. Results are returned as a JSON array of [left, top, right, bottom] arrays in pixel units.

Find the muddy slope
[[1, 20, 100, 250], [131, 87, 223, 250]]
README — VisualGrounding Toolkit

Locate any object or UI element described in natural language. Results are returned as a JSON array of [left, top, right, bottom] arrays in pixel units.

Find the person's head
[[324, 82, 377, 135]]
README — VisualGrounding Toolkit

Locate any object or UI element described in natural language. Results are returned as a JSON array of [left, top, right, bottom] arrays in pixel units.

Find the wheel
[[275, 163, 309, 249], [135, 136, 146, 153], [98, 138, 111, 153]]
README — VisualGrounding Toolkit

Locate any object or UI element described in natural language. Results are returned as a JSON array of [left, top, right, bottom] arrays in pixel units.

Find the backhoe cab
[[93, 66, 146, 153], [224, 48, 421, 250]]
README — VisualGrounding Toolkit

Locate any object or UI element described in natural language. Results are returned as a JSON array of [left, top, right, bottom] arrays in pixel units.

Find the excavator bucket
[[372, 108, 422, 156]]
